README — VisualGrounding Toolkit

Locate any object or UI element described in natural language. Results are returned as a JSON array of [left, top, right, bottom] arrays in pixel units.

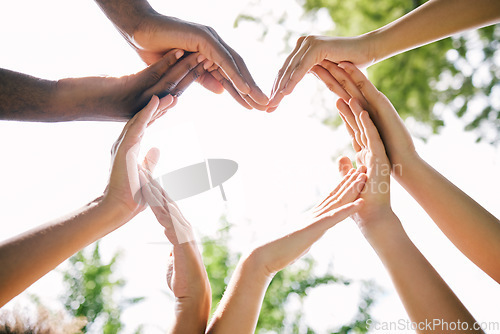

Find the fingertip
[[175, 50, 184, 60]]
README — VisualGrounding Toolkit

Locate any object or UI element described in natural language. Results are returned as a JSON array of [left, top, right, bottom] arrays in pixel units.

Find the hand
[[256, 168, 366, 276], [132, 15, 269, 110], [139, 170, 195, 245], [103, 95, 172, 220], [55, 49, 208, 121], [315, 61, 418, 175], [138, 165, 211, 332], [336, 98, 393, 233], [267, 35, 374, 111]]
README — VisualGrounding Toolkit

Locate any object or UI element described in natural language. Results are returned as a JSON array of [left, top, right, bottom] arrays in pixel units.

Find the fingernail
[[197, 55, 206, 63], [175, 50, 184, 59], [203, 61, 213, 70]]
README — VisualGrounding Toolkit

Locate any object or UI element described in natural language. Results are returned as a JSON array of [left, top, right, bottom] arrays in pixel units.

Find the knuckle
[[355, 80, 365, 90]]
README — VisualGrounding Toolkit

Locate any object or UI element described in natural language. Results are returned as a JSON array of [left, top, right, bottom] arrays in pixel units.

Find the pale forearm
[[0, 197, 129, 307], [207, 255, 270, 334], [397, 156, 500, 282], [366, 215, 480, 333], [370, 0, 500, 63]]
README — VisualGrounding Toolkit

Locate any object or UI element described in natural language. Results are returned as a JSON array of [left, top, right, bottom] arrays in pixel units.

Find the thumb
[[337, 156, 353, 177]]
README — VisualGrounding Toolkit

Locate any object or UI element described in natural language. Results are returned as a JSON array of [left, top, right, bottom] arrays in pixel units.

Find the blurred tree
[[60, 242, 144, 334], [236, 0, 500, 143], [202, 217, 378, 333]]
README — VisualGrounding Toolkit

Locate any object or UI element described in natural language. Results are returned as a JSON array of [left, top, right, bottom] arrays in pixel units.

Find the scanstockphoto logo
[[366, 318, 500, 332]]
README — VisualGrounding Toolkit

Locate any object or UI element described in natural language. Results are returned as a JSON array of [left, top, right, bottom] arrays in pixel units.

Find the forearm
[[0, 68, 131, 122], [207, 255, 271, 334], [397, 156, 500, 282], [369, 0, 500, 63], [366, 214, 481, 333], [0, 197, 129, 307], [94, 0, 156, 41]]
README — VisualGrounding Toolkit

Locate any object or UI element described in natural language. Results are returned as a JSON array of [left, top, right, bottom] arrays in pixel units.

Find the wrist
[[392, 152, 425, 184], [99, 194, 139, 226], [357, 209, 403, 243], [360, 28, 387, 65]]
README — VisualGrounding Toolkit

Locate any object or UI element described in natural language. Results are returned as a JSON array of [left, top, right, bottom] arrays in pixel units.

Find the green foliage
[[203, 218, 378, 333], [236, 0, 500, 143], [60, 242, 144, 334]]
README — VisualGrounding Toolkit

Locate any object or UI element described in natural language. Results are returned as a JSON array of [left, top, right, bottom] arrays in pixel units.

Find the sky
[[0, 0, 499, 333]]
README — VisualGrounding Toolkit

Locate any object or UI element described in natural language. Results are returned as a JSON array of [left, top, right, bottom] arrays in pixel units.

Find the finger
[[337, 99, 363, 151], [146, 53, 202, 98], [309, 65, 350, 101], [269, 38, 312, 106], [149, 95, 173, 125], [271, 36, 305, 97], [151, 95, 178, 123], [197, 71, 224, 94], [171, 61, 207, 97], [210, 69, 252, 109], [322, 61, 368, 109], [338, 62, 381, 107], [349, 98, 368, 148], [136, 49, 185, 91], [316, 168, 364, 214], [316, 167, 357, 209], [333, 172, 367, 207], [359, 110, 386, 155], [337, 156, 353, 177], [142, 147, 160, 175], [199, 28, 253, 96], [316, 198, 364, 226], [338, 112, 361, 153], [126, 95, 160, 139]]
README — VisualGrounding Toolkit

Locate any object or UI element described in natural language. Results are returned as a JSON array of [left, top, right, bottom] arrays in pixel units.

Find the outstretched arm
[[207, 169, 366, 334], [140, 172, 211, 333], [0, 49, 206, 121], [0, 96, 171, 307], [94, 0, 269, 110], [327, 61, 500, 283], [268, 0, 500, 111], [337, 96, 482, 333]]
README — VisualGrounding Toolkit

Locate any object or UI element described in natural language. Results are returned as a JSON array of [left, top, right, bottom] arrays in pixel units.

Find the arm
[[0, 49, 206, 121], [94, 0, 269, 110], [207, 169, 367, 334], [267, 0, 500, 111], [0, 95, 171, 307], [140, 172, 211, 333], [329, 61, 500, 283], [337, 101, 482, 333]]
